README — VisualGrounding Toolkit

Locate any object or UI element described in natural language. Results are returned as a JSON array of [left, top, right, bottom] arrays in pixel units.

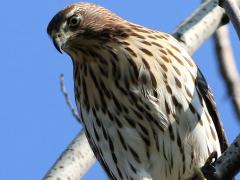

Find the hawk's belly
[[80, 105, 221, 180]]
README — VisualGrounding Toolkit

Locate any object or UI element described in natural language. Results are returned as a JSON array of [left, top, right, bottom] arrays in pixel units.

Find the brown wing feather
[[196, 68, 228, 152]]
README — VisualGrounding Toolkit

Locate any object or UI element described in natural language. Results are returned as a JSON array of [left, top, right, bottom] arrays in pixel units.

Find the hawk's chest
[[72, 38, 221, 179], [77, 93, 156, 179]]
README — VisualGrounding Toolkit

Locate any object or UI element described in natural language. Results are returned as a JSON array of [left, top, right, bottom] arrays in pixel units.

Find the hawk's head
[[47, 3, 128, 54]]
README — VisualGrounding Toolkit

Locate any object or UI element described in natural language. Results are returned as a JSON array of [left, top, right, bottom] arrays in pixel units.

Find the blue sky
[[0, 1, 239, 179]]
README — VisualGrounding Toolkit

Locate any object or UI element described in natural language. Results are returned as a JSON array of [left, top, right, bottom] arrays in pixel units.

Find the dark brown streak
[[172, 65, 181, 76], [145, 106, 164, 131], [177, 130, 183, 154], [138, 123, 149, 136], [197, 113, 203, 126], [128, 162, 137, 173], [99, 78, 112, 99], [111, 92, 123, 112], [117, 130, 127, 150], [112, 152, 118, 164], [116, 166, 123, 179], [124, 75, 130, 89], [159, 63, 168, 72], [82, 78, 90, 112], [73, 61, 79, 80], [102, 123, 108, 140], [168, 124, 175, 141], [175, 77, 182, 88], [115, 81, 128, 96], [108, 136, 114, 151], [100, 94, 108, 114], [89, 66, 101, 90], [172, 95, 183, 109], [88, 50, 108, 65], [98, 65, 109, 78], [152, 42, 164, 48], [166, 85, 173, 95], [109, 50, 119, 62], [152, 127, 160, 151], [170, 44, 181, 53], [165, 99, 170, 115], [190, 148, 194, 168], [148, 35, 157, 40], [142, 57, 157, 88], [140, 133, 151, 146], [162, 139, 167, 160], [122, 106, 129, 114], [161, 55, 171, 63], [92, 108, 102, 127], [125, 47, 137, 57], [170, 151, 173, 171], [159, 49, 168, 56], [189, 103, 196, 114], [167, 49, 184, 65], [93, 122, 100, 142], [128, 145, 141, 163], [176, 130, 185, 171], [140, 48, 153, 56], [141, 40, 152, 46], [115, 116, 123, 128], [184, 56, 194, 67], [124, 116, 136, 128], [112, 60, 122, 81], [107, 110, 114, 121], [132, 26, 150, 33], [83, 63, 88, 76], [127, 57, 139, 79], [131, 32, 146, 39]]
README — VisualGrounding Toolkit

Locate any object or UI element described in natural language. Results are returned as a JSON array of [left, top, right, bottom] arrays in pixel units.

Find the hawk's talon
[[201, 151, 218, 179], [204, 151, 218, 166]]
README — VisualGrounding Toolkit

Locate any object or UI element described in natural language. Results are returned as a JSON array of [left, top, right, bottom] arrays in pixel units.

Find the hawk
[[47, 3, 227, 179]]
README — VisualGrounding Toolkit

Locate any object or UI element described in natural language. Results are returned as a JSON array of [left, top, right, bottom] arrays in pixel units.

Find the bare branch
[[220, 0, 240, 39], [44, 129, 96, 180], [214, 25, 240, 120], [60, 74, 81, 123], [214, 133, 240, 179], [173, 0, 225, 54]]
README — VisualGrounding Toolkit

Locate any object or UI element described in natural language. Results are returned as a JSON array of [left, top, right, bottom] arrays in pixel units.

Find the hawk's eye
[[68, 15, 81, 29]]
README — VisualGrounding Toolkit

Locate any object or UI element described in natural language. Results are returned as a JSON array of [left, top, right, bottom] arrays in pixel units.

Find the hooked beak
[[51, 33, 67, 54], [52, 38, 63, 54]]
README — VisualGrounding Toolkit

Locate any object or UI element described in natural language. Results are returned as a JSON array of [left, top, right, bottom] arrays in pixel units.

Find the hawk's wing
[[196, 68, 228, 152]]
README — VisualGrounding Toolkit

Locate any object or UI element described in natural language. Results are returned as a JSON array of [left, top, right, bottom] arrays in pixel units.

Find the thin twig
[[219, 0, 240, 39], [60, 74, 81, 123], [214, 25, 240, 120]]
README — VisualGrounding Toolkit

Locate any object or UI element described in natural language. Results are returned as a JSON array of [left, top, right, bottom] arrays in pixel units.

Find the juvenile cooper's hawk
[[47, 3, 227, 179]]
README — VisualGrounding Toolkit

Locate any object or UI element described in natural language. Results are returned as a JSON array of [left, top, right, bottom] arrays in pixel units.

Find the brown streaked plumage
[[47, 3, 228, 180]]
